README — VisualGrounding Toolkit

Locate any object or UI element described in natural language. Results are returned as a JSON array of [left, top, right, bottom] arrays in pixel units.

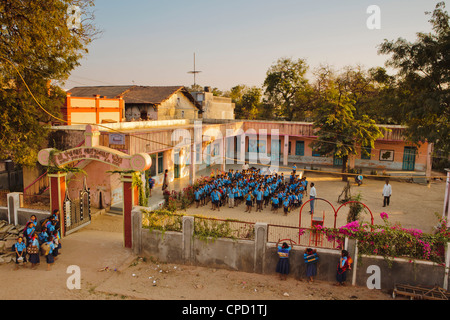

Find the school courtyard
[[0, 162, 446, 301]]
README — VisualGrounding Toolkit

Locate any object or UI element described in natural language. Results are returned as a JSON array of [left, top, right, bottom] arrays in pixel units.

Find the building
[[61, 85, 203, 124], [191, 87, 235, 120]]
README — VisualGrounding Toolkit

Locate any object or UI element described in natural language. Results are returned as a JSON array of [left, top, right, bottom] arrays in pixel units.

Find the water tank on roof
[[204, 86, 211, 92]]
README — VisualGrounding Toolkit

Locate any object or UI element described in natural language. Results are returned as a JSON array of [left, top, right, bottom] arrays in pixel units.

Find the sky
[[65, 0, 444, 92]]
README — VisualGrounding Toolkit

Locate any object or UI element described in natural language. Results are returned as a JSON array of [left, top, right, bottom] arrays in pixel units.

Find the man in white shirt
[[309, 182, 317, 214], [382, 179, 392, 207]]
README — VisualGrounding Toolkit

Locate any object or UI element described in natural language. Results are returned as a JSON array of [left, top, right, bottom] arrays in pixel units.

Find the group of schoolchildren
[[194, 168, 309, 216], [13, 210, 62, 271]]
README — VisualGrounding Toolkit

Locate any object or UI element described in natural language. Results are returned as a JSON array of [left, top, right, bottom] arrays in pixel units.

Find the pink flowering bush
[[313, 213, 450, 265]]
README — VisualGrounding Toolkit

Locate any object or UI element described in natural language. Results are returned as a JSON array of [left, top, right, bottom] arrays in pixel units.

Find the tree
[[310, 67, 383, 181], [229, 85, 263, 120], [378, 1, 450, 155], [263, 57, 311, 121], [0, 0, 99, 166]]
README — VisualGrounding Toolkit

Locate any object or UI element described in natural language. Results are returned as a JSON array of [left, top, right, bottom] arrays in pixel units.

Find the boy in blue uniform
[[14, 236, 27, 270]]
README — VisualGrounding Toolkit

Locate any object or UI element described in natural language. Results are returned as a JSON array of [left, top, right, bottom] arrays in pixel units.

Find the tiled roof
[[67, 85, 201, 110]]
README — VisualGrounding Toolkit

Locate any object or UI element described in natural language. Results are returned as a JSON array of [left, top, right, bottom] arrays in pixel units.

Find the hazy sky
[[66, 0, 443, 92]]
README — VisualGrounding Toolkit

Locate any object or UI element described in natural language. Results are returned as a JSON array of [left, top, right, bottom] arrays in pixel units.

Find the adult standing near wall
[[309, 182, 316, 214], [382, 179, 392, 207], [162, 169, 169, 191]]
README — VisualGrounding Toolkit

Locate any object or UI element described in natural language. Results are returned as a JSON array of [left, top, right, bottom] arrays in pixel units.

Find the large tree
[[310, 67, 383, 181], [263, 57, 311, 121], [378, 1, 450, 155], [0, 0, 98, 166]]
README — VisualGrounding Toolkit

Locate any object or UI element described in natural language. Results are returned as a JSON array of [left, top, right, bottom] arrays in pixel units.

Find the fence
[[267, 224, 339, 249], [193, 216, 255, 241]]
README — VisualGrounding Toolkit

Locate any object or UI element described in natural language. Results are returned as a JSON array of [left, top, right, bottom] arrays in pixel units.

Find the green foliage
[[0, 0, 98, 166], [263, 57, 312, 121], [142, 209, 184, 234], [378, 2, 450, 155], [310, 66, 383, 179], [314, 214, 450, 266]]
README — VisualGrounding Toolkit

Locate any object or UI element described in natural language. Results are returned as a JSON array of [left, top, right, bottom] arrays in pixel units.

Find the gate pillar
[[48, 172, 67, 236], [121, 172, 139, 248]]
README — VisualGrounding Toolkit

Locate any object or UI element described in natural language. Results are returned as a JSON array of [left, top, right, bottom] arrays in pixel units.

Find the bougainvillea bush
[[313, 213, 450, 266]]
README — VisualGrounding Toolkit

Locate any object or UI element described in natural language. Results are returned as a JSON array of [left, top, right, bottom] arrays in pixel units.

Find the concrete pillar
[[7, 192, 21, 225], [221, 135, 226, 172], [254, 223, 268, 274], [48, 172, 67, 236], [444, 170, 450, 222], [345, 238, 358, 286], [182, 216, 195, 263], [121, 172, 139, 248], [444, 243, 450, 290], [283, 135, 289, 166], [426, 143, 433, 182], [132, 206, 143, 255], [189, 144, 196, 185], [239, 133, 246, 164]]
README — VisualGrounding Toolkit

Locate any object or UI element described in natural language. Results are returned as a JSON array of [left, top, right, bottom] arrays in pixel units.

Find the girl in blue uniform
[[28, 233, 40, 269], [276, 241, 292, 280], [45, 236, 56, 271]]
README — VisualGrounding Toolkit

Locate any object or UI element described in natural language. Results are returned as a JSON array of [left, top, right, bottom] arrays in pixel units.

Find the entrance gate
[[63, 178, 91, 235], [38, 125, 152, 248]]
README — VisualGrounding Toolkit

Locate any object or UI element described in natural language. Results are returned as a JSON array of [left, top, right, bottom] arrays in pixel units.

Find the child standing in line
[[335, 250, 352, 286], [304, 248, 319, 283], [276, 241, 292, 280], [28, 233, 40, 270], [244, 189, 254, 213], [283, 197, 290, 216], [271, 193, 279, 214], [14, 236, 27, 270], [194, 188, 201, 208], [44, 236, 56, 271]]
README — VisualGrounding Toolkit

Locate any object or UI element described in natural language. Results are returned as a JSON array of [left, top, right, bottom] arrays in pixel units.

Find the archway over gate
[[37, 125, 151, 248]]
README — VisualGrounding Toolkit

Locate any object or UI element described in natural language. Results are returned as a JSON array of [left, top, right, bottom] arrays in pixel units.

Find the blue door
[[402, 147, 416, 171]]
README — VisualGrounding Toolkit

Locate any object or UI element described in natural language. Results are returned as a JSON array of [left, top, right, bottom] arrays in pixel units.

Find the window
[[157, 152, 164, 174], [361, 146, 371, 160], [295, 141, 305, 156]]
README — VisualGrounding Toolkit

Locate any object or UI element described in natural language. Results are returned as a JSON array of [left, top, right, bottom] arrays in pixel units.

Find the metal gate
[[63, 178, 91, 235]]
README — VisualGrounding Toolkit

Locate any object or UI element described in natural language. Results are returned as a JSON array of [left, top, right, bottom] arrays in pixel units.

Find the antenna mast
[[187, 53, 202, 88]]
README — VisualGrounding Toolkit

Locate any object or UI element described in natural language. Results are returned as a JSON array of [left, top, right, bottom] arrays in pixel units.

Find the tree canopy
[[0, 0, 98, 166], [378, 1, 450, 155]]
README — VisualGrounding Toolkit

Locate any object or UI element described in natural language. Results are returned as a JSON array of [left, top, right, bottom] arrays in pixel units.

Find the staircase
[[23, 140, 86, 197]]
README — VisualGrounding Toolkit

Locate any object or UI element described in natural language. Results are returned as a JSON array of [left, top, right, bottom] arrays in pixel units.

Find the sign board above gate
[[38, 146, 151, 172], [38, 124, 151, 172]]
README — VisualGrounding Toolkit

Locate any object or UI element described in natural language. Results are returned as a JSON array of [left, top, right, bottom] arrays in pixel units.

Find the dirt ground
[[184, 171, 446, 233], [0, 172, 446, 302]]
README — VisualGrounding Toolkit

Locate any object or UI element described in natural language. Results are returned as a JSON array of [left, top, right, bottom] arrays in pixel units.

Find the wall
[[132, 207, 450, 291], [157, 92, 198, 120]]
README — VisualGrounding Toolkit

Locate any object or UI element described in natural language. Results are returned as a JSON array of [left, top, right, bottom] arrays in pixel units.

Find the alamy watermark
[[367, 5, 381, 30], [67, 5, 81, 30]]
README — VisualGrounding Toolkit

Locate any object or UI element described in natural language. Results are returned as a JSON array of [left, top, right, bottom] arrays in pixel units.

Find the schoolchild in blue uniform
[[283, 198, 290, 216], [271, 194, 279, 213], [244, 189, 254, 213], [14, 236, 27, 270], [194, 189, 201, 208], [38, 226, 49, 244], [45, 236, 56, 271], [256, 187, 264, 212], [28, 233, 40, 269]]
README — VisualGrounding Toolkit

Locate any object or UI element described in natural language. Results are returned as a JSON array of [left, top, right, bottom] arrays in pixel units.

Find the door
[[271, 139, 280, 162], [174, 152, 180, 178], [402, 147, 416, 171], [333, 155, 343, 167], [295, 141, 305, 156]]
